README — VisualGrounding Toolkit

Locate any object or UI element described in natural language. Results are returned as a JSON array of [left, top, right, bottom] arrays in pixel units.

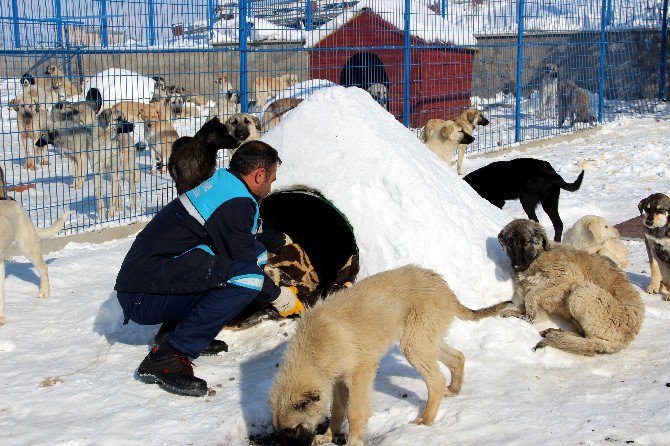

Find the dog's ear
[[292, 391, 320, 411], [638, 198, 646, 215], [536, 226, 551, 251], [497, 229, 506, 249], [252, 115, 261, 131], [9, 98, 18, 112]]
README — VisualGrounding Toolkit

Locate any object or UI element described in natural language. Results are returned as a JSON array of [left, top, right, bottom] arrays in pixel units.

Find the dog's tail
[[456, 300, 514, 321], [36, 211, 71, 240], [85, 87, 103, 114], [560, 170, 584, 192]]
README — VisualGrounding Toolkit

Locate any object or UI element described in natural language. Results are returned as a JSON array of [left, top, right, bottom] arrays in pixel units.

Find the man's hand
[[272, 286, 305, 317]]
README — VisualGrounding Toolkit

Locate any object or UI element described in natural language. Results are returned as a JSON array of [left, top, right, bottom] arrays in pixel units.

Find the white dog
[[563, 215, 629, 269], [0, 200, 69, 325]]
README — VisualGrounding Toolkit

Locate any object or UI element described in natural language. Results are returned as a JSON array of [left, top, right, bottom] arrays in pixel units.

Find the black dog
[[167, 118, 240, 195], [463, 158, 584, 242]]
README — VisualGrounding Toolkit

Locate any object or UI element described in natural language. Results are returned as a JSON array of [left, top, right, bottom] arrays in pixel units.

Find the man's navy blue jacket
[[114, 168, 281, 304]]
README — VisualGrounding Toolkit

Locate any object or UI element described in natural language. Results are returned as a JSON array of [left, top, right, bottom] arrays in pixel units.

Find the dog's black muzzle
[[35, 131, 56, 147], [460, 133, 475, 144], [277, 425, 314, 446], [480, 117, 490, 126], [233, 128, 250, 141]]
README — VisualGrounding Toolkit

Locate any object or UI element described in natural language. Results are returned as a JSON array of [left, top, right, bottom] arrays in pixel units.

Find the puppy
[[167, 117, 240, 195], [563, 215, 629, 269], [453, 108, 490, 175], [139, 105, 179, 174], [164, 92, 201, 119], [261, 97, 303, 131], [0, 200, 69, 325], [557, 80, 595, 127], [270, 265, 512, 446], [19, 72, 60, 105], [639, 193, 670, 299], [498, 219, 643, 355], [366, 83, 388, 108], [463, 158, 585, 242], [539, 63, 559, 119], [150, 76, 167, 103], [225, 113, 261, 144], [9, 92, 50, 170], [108, 101, 148, 121], [44, 64, 81, 98], [420, 119, 475, 166], [251, 73, 299, 108]]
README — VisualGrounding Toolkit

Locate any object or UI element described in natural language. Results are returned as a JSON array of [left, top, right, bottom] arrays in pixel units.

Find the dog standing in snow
[[0, 198, 69, 325], [538, 63, 559, 120]]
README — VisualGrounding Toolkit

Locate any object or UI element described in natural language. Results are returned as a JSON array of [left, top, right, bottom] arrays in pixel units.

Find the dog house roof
[[304, 0, 476, 48], [262, 86, 512, 309]]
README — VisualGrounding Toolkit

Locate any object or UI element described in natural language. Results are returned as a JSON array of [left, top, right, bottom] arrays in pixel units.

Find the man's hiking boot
[[154, 327, 229, 357], [137, 342, 208, 397]]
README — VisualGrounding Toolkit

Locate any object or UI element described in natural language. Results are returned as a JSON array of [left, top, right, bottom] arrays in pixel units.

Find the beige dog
[[453, 108, 489, 175], [252, 74, 299, 108], [109, 101, 148, 121], [0, 200, 69, 325], [139, 105, 178, 174], [44, 64, 81, 98], [498, 219, 644, 356], [9, 92, 50, 170], [262, 97, 303, 131], [19, 72, 60, 106], [563, 215, 629, 269], [214, 75, 241, 120], [270, 265, 512, 446], [420, 119, 475, 166]]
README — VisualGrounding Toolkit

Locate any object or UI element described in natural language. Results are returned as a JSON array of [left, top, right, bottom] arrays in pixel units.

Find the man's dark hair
[[229, 140, 282, 175]]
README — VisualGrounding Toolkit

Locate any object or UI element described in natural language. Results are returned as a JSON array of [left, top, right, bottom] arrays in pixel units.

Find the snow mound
[[84, 68, 155, 108], [262, 86, 514, 307]]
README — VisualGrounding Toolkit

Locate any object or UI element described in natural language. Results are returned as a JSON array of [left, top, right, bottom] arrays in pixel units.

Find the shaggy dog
[[639, 193, 670, 300], [498, 219, 644, 356], [270, 265, 512, 446], [167, 117, 239, 195], [0, 200, 69, 325], [366, 83, 388, 108], [463, 158, 585, 242], [420, 119, 475, 166], [557, 80, 595, 127], [251, 74, 299, 108], [453, 108, 489, 175], [563, 215, 629, 269], [539, 63, 559, 120], [261, 97, 303, 131]]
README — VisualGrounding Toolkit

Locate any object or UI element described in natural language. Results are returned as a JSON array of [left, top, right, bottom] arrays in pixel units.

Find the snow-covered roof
[[305, 0, 477, 48]]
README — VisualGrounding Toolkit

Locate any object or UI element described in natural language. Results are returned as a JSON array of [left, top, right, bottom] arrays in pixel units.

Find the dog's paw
[[533, 340, 549, 351], [37, 289, 49, 299], [40, 158, 50, 165], [24, 159, 37, 171], [344, 437, 364, 446], [0, 315, 5, 325], [539, 328, 564, 338], [662, 293, 670, 302], [413, 416, 435, 426], [647, 282, 661, 294]]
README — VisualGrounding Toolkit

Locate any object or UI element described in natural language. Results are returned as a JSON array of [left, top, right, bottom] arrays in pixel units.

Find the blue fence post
[[305, 0, 313, 31], [100, 0, 109, 48], [403, 0, 411, 127], [239, 0, 249, 113], [598, 0, 608, 123], [147, 0, 156, 46], [514, 0, 526, 143], [208, 0, 215, 41], [54, 0, 64, 48], [11, 0, 21, 48], [660, 0, 669, 101], [441, 0, 446, 19]]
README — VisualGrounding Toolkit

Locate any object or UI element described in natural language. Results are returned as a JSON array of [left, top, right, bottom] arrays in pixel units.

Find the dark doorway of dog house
[[226, 187, 359, 329], [340, 52, 390, 109]]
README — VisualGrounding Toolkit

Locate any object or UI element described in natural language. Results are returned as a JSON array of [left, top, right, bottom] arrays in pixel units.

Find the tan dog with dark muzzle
[[270, 265, 511, 446], [639, 193, 670, 299], [420, 119, 475, 167]]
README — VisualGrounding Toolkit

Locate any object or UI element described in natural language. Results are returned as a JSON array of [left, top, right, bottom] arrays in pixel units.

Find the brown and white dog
[[557, 80, 595, 127], [139, 105, 179, 174], [261, 97, 303, 131], [251, 74, 299, 108], [453, 108, 489, 175], [9, 92, 50, 170], [420, 119, 475, 167], [44, 64, 81, 98], [225, 113, 261, 145], [639, 193, 670, 300]]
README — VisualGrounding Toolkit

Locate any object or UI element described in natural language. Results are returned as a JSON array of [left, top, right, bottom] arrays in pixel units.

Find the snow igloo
[[257, 86, 514, 309]]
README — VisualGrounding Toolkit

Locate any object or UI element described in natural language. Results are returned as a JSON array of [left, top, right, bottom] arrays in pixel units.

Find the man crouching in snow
[[114, 140, 304, 397]]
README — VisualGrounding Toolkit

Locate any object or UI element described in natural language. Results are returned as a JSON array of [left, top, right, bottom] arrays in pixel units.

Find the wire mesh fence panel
[[0, 0, 665, 233]]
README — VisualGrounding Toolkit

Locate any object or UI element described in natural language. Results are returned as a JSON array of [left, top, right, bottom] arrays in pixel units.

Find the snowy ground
[[1, 89, 670, 445]]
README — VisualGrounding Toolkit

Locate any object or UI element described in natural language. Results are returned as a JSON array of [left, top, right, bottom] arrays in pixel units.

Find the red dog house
[[307, 7, 476, 128]]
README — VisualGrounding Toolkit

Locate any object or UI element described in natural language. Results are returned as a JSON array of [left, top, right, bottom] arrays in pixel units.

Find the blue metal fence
[[0, 0, 666, 233]]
